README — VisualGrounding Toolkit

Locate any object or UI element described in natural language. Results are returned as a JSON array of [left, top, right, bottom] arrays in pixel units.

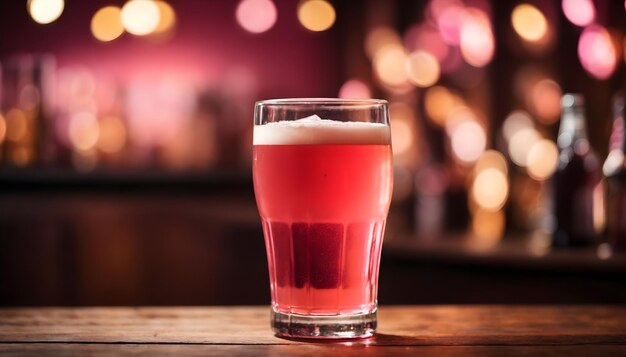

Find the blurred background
[[1, 0, 625, 306]]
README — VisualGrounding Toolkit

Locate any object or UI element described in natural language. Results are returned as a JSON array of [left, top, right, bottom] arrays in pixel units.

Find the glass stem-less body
[[252, 99, 392, 339], [254, 144, 392, 315]]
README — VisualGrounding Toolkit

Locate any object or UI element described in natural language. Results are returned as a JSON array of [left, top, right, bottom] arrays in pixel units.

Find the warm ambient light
[[508, 127, 540, 167], [5, 109, 28, 142], [365, 26, 401, 59], [472, 209, 505, 245], [562, 0, 595, 27], [502, 110, 533, 142], [121, 0, 161, 36], [69, 112, 100, 151], [511, 4, 548, 42], [298, 0, 336, 32], [578, 25, 617, 80], [460, 9, 494, 67], [406, 50, 440, 88], [12, 147, 33, 167], [236, 0, 277, 34], [450, 119, 486, 164], [91, 6, 124, 42], [389, 103, 415, 158], [424, 86, 463, 127], [604, 150, 624, 176], [338, 79, 371, 99], [97, 116, 127, 154], [390, 114, 414, 158], [373, 45, 409, 87], [154, 0, 176, 34], [0, 113, 6, 144], [28, 0, 64, 25], [472, 168, 509, 211], [526, 139, 559, 181], [530, 79, 562, 125], [475, 150, 508, 175]]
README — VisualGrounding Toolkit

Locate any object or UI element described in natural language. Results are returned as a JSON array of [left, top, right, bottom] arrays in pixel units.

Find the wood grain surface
[[1, 306, 625, 355]]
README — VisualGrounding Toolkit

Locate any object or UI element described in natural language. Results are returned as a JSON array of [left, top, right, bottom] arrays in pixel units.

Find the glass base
[[271, 308, 377, 339]]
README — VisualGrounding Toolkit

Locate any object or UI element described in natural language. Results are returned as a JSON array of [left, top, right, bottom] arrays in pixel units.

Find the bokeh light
[[97, 116, 127, 154], [12, 147, 33, 167], [460, 9, 495, 67], [338, 79, 371, 99], [121, 0, 161, 36], [404, 24, 449, 63], [373, 45, 409, 87], [297, 0, 336, 32], [389, 102, 416, 158], [91, 6, 124, 42], [390, 116, 414, 157], [530, 79, 562, 124], [508, 127, 541, 167], [154, 0, 177, 34], [502, 110, 533, 142], [0, 114, 5, 144], [27, 0, 64, 25], [428, 0, 464, 23], [578, 25, 617, 80], [5, 109, 28, 142], [562, 0, 595, 27], [235, 0, 277, 34], [445, 105, 476, 134], [424, 86, 463, 127], [472, 209, 505, 245], [406, 50, 441, 88], [450, 119, 486, 164], [69, 112, 100, 151], [472, 168, 509, 211], [365, 26, 402, 59], [526, 139, 559, 181], [474, 149, 508, 175], [511, 4, 548, 42], [435, 2, 465, 45], [603, 149, 624, 176]]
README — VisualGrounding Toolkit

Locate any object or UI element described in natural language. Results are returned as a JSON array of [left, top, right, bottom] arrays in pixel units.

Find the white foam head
[[253, 115, 390, 145]]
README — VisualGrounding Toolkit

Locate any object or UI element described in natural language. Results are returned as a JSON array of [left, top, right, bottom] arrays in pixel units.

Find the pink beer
[[253, 115, 393, 317]]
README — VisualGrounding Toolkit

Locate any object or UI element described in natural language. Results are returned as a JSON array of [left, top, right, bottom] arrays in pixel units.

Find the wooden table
[[1, 306, 625, 356]]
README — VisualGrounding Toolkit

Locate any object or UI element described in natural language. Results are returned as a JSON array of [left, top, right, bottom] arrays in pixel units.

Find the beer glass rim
[[256, 98, 388, 107]]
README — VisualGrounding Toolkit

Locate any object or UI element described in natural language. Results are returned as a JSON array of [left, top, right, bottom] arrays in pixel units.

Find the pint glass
[[253, 99, 393, 339]]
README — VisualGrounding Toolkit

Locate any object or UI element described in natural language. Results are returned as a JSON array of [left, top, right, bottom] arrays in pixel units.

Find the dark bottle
[[603, 93, 626, 251], [552, 94, 601, 247]]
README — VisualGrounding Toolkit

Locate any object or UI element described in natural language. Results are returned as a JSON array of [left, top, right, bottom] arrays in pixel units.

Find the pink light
[[126, 77, 196, 147], [428, 0, 463, 24], [460, 9, 495, 67], [338, 79, 371, 99], [440, 46, 463, 73], [562, 0, 595, 27], [437, 5, 465, 45], [578, 25, 617, 80], [404, 24, 449, 62], [235, 0, 277, 34]]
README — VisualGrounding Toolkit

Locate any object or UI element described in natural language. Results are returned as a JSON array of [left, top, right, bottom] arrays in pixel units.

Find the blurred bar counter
[[0, 170, 625, 306]]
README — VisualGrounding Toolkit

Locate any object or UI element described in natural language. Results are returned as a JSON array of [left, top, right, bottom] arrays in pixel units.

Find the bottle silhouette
[[552, 94, 600, 247], [603, 93, 626, 251]]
